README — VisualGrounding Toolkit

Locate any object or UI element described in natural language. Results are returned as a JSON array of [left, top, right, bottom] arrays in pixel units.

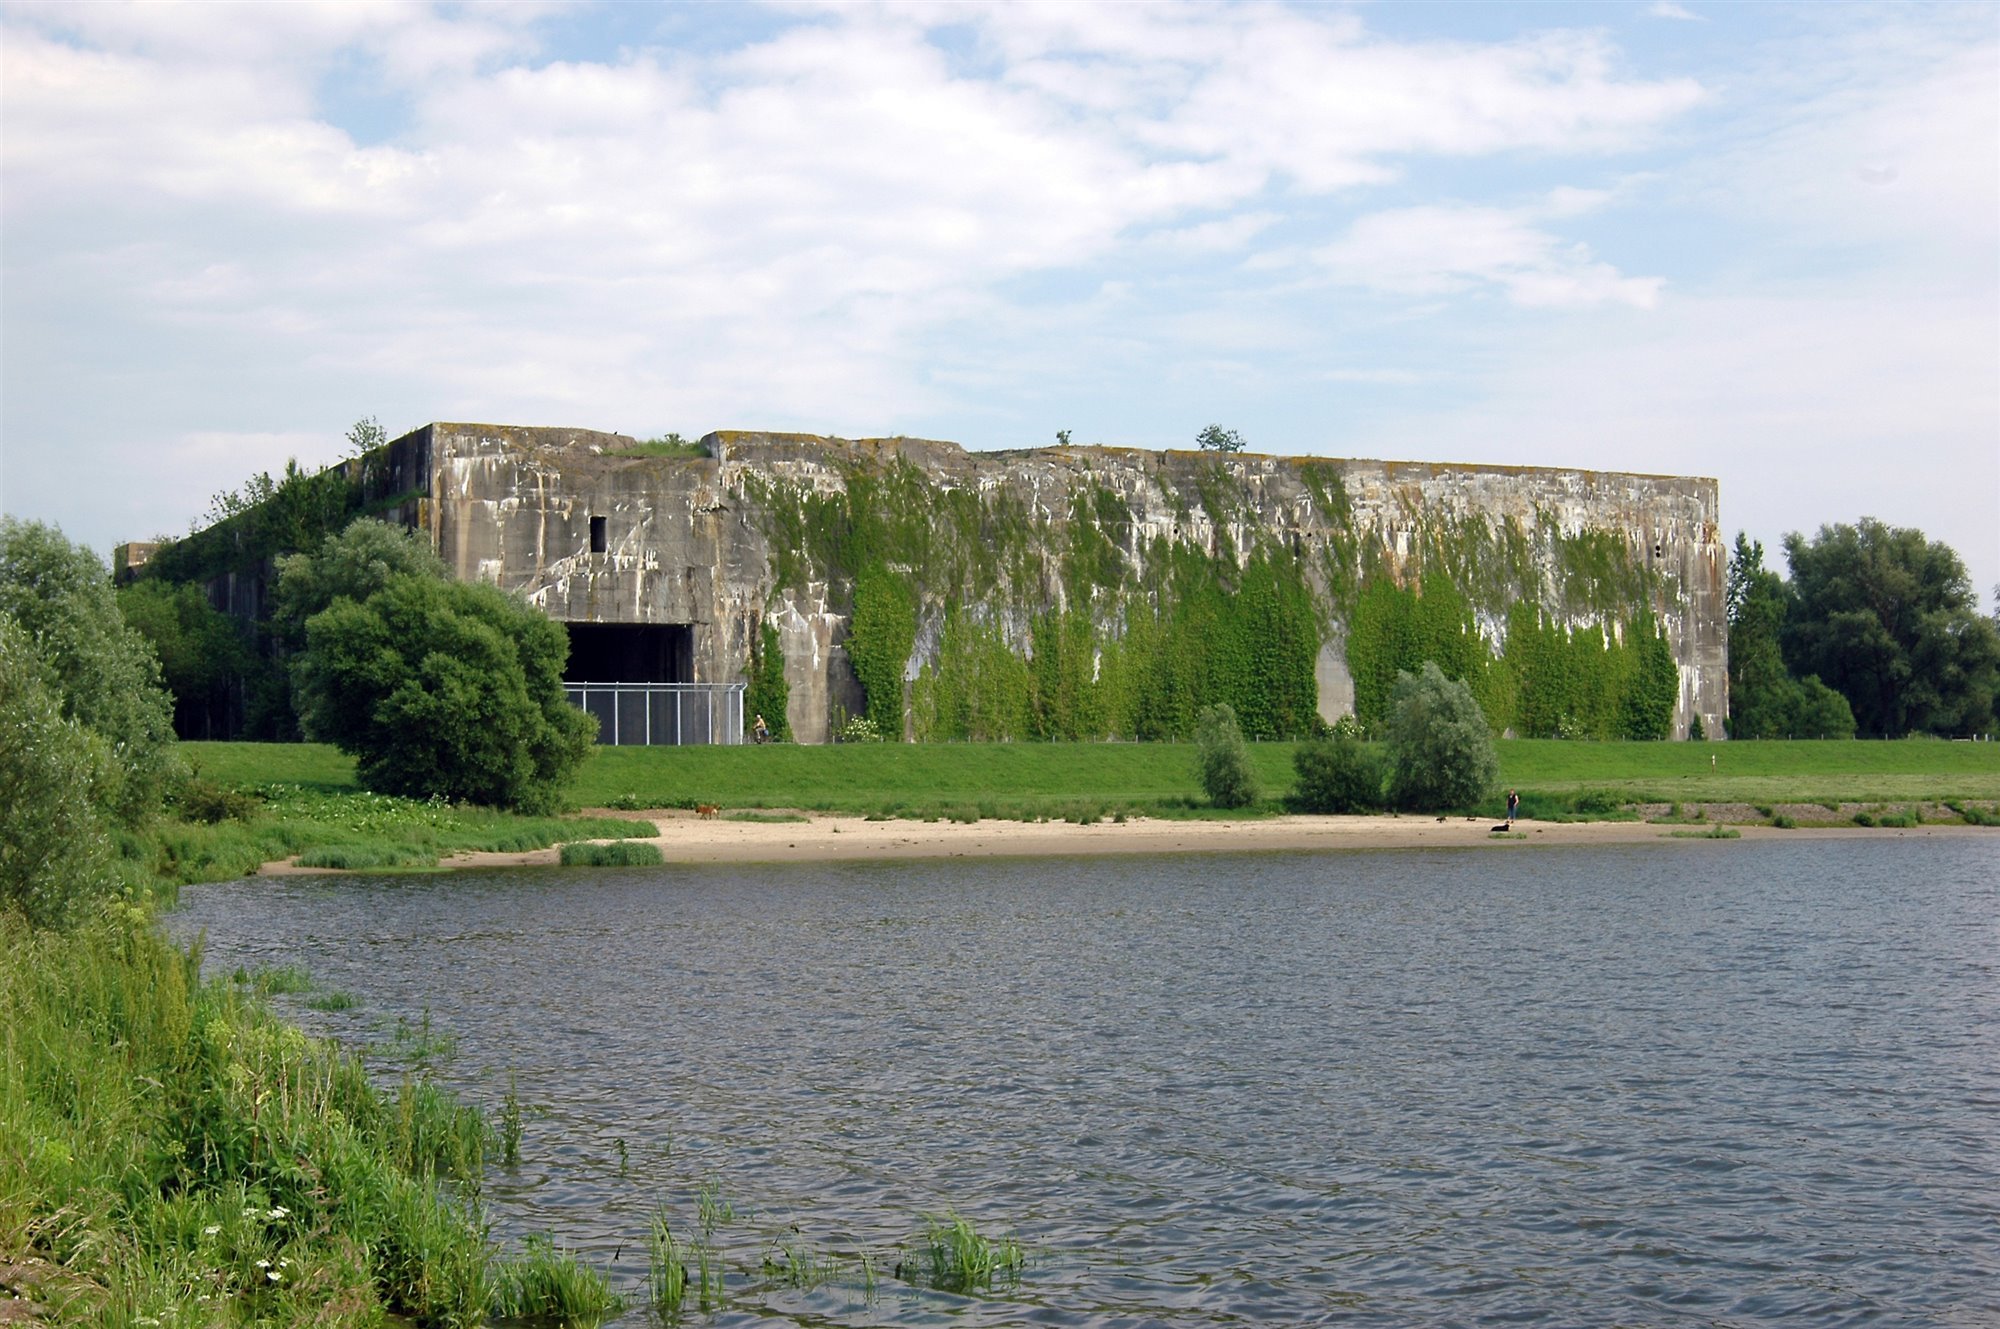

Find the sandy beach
[[259, 808, 1998, 874]]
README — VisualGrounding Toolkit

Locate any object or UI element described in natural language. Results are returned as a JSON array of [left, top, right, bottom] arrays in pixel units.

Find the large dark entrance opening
[[561, 623, 738, 746], [563, 623, 693, 684]]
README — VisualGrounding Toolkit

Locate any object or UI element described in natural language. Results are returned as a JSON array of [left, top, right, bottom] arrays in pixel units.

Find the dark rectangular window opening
[[589, 515, 607, 554], [564, 623, 694, 683]]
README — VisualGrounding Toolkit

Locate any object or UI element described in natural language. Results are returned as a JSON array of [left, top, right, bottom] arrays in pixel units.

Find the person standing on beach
[[1507, 789, 1519, 826]]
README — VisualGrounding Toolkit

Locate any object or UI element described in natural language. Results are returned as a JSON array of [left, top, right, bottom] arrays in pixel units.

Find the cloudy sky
[[3, 1, 1995, 600]]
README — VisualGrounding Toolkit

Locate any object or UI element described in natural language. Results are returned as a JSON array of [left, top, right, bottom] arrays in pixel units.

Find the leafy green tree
[[117, 579, 254, 739], [1195, 424, 1245, 453], [345, 415, 388, 456], [1384, 661, 1498, 811], [293, 573, 594, 812], [271, 518, 451, 655], [1782, 519, 2000, 736], [1195, 703, 1258, 808], [1727, 534, 1798, 739], [0, 518, 178, 822], [0, 618, 119, 926], [1290, 731, 1384, 813]]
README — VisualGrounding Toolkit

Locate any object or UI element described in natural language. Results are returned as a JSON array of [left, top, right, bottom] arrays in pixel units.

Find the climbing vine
[[745, 622, 790, 740], [749, 447, 1676, 743]]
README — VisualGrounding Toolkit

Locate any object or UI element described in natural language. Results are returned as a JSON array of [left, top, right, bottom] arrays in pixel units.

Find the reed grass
[[558, 839, 665, 866], [647, 1210, 690, 1313], [1663, 825, 1742, 839], [500, 1071, 523, 1167], [487, 1234, 621, 1325], [897, 1213, 1024, 1293]]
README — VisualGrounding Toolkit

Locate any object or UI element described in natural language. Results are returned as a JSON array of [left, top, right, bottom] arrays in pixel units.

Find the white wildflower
[[201, 1224, 220, 1237]]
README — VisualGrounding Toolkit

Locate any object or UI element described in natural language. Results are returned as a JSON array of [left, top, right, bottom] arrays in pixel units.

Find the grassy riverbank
[[148, 781, 657, 888], [0, 907, 499, 1325], [185, 738, 2000, 822]]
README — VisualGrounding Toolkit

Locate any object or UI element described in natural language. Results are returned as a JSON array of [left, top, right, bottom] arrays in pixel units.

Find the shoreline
[[258, 809, 2000, 874]]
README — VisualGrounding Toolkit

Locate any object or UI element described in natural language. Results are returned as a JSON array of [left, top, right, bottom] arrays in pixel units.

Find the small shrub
[[1570, 789, 1621, 816], [1290, 732, 1385, 813], [559, 840, 664, 866], [1770, 812, 1796, 829], [172, 774, 262, 824], [1194, 703, 1258, 809]]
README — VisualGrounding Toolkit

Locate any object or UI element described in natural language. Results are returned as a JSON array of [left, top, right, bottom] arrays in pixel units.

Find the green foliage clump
[[745, 621, 791, 741], [1781, 518, 2000, 737], [488, 1235, 622, 1323], [117, 578, 257, 740], [1346, 575, 1490, 731], [291, 565, 595, 812], [1195, 703, 1258, 808], [610, 432, 708, 459], [0, 618, 121, 926], [271, 514, 446, 625], [1384, 661, 1498, 811], [899, 1214, 1025, 1293], [1290, 731, 1386, 813], [846, 563, 916, 739], [145, 458, 363, 588], [0, 909, 492, 1325], [1195, 424, 1245, 453], [911, 607, 1033, 741], [0, 517, 180, 822], [559, 840, 664, 866]]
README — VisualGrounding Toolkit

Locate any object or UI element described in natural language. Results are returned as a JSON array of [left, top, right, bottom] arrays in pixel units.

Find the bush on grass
[[1290, 732, 1385, 813], [1194, 703, 1258, 809]]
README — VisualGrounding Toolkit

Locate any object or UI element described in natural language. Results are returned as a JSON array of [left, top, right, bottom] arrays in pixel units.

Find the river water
[[167, 839, 1999, 1326]]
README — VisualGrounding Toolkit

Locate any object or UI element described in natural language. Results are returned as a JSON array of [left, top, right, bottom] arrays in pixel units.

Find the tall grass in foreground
[[0, 906, 490, 1326], [487, 1234, 622, 1325]]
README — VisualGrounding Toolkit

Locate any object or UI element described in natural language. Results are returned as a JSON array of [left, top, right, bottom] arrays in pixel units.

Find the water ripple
[[168, 839, 2000, 1326]]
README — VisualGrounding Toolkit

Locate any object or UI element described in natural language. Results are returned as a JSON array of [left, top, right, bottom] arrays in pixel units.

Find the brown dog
[[695, 803, 719, 819]]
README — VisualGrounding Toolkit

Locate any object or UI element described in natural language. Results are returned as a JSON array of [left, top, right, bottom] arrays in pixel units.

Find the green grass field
[[183, 738, 2000, 820]]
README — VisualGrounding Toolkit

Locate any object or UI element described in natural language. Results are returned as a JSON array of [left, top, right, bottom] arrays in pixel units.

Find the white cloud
[[3, 0, 1990, 606], [1648, 3, 1703, 22], [1314, 204, 1664, 309]]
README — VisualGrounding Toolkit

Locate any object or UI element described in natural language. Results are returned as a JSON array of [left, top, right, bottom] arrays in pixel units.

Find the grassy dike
[[189, 738, 2000, 824]]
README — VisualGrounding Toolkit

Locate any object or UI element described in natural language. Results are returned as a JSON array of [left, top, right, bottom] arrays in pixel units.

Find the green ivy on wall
[[846, 563, 916, 738], [745, 622, 790, 741], [750, 450, 1677, 743]]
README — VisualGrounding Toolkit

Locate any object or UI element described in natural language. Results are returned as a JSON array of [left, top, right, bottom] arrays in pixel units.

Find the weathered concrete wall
[[396, 423, 1726, 743]]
